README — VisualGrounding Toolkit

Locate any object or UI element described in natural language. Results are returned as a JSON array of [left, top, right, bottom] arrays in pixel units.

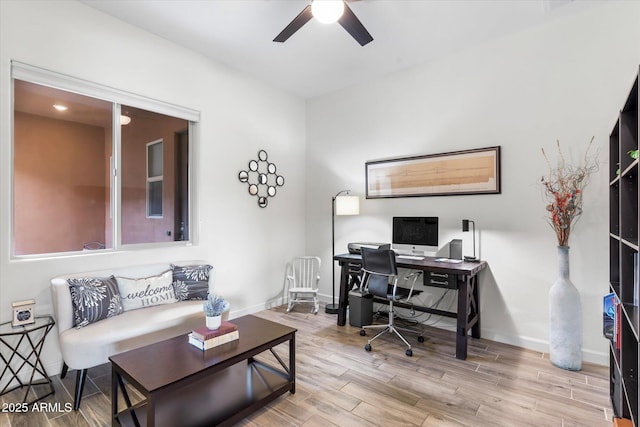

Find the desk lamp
[[462, 219, 479, 262], [326, 190, 359, 314]]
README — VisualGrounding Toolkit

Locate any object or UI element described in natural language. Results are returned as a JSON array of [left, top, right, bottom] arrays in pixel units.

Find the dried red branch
[[540, 137, 598, 247]]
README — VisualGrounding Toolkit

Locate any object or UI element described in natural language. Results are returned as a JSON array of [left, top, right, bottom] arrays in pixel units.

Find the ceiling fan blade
[[273, 5, 313, 43], [338, 2, 373, 46]]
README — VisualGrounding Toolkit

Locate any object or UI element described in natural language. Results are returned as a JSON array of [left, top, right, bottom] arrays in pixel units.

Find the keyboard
[[435, 258, 463, 263], [397, 255, 424, 260]]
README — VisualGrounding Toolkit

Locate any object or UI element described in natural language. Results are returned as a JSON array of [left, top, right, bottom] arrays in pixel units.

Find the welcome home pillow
[[171, 264, 212, 301], [116, 270, 177, 311], [67, 276, 124, 328]]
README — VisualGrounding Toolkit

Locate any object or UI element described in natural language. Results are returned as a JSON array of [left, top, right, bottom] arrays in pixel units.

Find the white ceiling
[[81, 0, 600, 99]]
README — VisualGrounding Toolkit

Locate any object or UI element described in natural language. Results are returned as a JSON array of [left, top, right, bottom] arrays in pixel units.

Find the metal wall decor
[[238, 150, 285, 208]]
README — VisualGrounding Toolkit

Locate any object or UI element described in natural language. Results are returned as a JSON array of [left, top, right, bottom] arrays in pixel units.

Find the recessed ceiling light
[[53, 104, 68, 111]]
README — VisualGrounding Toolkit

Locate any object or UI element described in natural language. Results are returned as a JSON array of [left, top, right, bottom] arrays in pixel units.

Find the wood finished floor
[[1, 303, 612, 427]]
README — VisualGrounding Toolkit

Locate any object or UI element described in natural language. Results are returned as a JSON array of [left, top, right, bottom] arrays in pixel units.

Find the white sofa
[[50, 261, 214, 410]]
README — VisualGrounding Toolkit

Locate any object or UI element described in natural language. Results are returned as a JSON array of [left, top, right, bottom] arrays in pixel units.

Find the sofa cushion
[[67, 276, 124, 328], [116, 270, 177, 311], [58, 300, 205, 369], [171, 264, 213, 301]]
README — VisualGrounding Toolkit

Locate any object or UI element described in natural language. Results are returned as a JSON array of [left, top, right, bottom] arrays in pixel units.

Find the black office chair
[[359, 247, 424, 356]]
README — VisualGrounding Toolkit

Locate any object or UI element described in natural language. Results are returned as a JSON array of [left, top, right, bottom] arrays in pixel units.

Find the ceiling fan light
[[120, 115, 131, 125], [311, 0, 344, 24]]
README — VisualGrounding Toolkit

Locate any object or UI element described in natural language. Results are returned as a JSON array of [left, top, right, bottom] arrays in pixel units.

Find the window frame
[[10, 61, 200, 258], [146, 139, 164, 219]]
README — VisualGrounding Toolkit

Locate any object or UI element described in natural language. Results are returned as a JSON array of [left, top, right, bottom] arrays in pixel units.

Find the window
[[146, 139, 163, 218], [11, 62, 199, 256]]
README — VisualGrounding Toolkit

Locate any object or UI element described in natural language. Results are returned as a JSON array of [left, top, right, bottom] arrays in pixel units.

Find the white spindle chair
[[285, 256, 321, 314]]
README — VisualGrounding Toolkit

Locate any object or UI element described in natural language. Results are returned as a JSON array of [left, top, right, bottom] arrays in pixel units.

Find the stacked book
[[604, 292, 624, 351], [188, 321, 239, 350], [603, 292, 616, 341], [613, 418, 633, 427]]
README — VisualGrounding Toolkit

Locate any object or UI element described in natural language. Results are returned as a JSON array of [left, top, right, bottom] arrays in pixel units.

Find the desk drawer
[[424, 271, 458, 289]]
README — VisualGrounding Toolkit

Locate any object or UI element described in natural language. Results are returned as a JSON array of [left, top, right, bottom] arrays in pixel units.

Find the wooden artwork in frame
[[366, 146, 501, 198]]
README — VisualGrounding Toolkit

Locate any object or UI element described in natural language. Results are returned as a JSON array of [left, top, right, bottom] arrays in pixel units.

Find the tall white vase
[[548, 246, 582, 370]]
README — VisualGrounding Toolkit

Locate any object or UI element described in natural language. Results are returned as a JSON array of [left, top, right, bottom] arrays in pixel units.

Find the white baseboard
[[322, 291, 609, 366], [229, 297, 286, 319], [42, 295, 607, 381], [45, 360, 63, 378], [481, 329, 608, 366]]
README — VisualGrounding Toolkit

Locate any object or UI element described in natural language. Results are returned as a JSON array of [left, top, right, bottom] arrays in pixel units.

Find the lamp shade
[[335, 195, 359, 216]]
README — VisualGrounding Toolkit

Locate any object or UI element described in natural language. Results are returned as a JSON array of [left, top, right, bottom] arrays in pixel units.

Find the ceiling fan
[[273, 0, 373, 46]]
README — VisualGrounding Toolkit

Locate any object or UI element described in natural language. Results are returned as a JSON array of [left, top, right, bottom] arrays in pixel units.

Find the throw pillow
[[67, 276, 124, 328], [116, 270, 177, 311], [171, 264, 213, 301]]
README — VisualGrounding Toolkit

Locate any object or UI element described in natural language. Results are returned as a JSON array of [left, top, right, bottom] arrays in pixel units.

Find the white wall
[[2, 0, 637, 376], [306, 1, 640, 365], [0, 0, 306, 374]]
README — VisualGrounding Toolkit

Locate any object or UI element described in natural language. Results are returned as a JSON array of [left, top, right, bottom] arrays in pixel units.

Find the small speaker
[[449, 239, 462, 260]]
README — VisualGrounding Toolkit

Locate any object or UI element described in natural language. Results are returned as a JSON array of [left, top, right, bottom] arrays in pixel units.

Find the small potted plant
[[203, 293, 229, 330]]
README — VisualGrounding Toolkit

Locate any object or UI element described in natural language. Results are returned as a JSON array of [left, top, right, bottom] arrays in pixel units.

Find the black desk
[[334, 253, 487, 360]]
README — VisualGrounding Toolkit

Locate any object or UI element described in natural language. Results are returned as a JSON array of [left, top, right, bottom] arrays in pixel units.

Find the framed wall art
[[366, 146, 501, 198]]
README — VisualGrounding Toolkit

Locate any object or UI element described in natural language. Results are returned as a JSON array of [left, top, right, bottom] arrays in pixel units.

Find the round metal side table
[[0, 315, 55, 404]]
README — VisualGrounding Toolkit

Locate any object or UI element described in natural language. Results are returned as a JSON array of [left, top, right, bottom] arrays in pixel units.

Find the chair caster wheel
[[360, 329, 366, 336], [418, 336, 425, 343], [405, 349, 413, 357], [365, 344, 372, 352]]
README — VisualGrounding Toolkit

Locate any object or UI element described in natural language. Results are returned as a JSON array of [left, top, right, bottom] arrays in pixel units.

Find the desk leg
[[337, 261, 350, 326], [470, 275, 481, 339], [456, 274, 481, 360], [290, 333, 296, 394], [147, 398, 155, 427], [456, 276, 469, 360], [111, 369, 118, 426]]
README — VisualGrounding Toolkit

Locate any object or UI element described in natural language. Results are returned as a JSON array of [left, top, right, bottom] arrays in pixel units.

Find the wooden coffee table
[[109, 315, 296, 427]]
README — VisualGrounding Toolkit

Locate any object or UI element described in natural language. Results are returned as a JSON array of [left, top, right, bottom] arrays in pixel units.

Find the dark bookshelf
[[610, 66, 640, 426]]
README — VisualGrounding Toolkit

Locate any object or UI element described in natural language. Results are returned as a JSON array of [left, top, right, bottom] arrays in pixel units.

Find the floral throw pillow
[[171, 264, 213, 301], [67, 276, 124, 329]]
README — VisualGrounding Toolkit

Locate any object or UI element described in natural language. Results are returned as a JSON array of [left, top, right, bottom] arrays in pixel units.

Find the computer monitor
[[392, 217, 439, 255]]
